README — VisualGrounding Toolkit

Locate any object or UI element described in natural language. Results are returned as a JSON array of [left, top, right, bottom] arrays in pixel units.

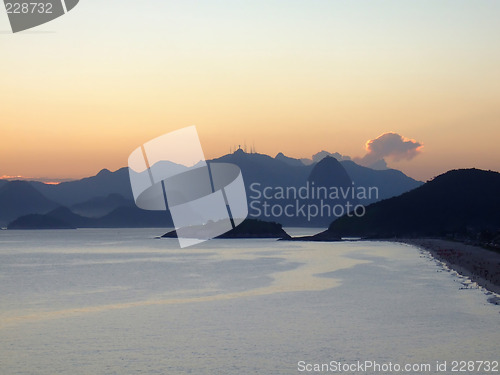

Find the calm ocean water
[[0, 229, 498, 375]]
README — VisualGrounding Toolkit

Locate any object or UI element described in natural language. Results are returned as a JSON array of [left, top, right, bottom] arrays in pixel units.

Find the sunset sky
[[1, 0, 499, 182]]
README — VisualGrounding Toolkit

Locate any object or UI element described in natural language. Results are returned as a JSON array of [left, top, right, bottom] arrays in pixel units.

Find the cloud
[[354, 132, 423, 167]]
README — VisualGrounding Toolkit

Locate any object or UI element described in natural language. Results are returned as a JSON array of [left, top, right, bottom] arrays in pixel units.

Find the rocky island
[[162, 218, 291, 239]]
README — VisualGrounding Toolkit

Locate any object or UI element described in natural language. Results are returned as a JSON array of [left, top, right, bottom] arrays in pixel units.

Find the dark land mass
[[0, 181, 58, 226], [162, 219, 290, 239], [95, 206, 173, 228], [47, 206, 93, 227], [318, 168, 500, 242], [8, 206, 174, 229], [71, 193, 134, 217], [282, 231, 341, 242], [30, 167, 134, 207], [340, 160, 420, 200], [8, 214, 75, 230], [305, 156, 356, 227], [274, 152, 305, 167]]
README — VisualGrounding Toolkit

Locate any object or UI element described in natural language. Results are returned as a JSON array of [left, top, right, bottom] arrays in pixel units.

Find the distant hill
[[30, 168, 133, 206], [0, 181, 58, 226], [8, 205, 174, 229], [71, 193, 134, 217], [94, 206, 173, 228], [8, 214, 75, 229], [308, 156, 352, 187], [323, 168, 500, 239], [274, 152, 304, 167], [46, 206, 93, 227], [339, 160, 420, 204], [304, 157, 357, 226], [213, 149, 310, 188]]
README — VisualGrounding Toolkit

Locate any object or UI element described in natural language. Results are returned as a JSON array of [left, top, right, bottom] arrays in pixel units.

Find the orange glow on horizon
[[1, 1, 499, 182]]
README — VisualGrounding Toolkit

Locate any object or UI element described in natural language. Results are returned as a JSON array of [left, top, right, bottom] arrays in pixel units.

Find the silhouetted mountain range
[[8, 205, 174, 229], [8, 214, 75, 230], [71, 193, 134, 217], [275, 152, 305, 167], [0, 181, 59, 225], [214, 149, 310, 188], [318, 168, 500, 239], [218, 150, 421, 202], [94, 206, 172, 228], [214, 150, 421, 226], [1, 150, 422, 228], [308, 156, 352, 188], [30, 167, 133, 206]]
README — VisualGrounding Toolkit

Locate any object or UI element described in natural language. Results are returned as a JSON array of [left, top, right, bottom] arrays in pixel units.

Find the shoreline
[[395, 238, 500, 297]]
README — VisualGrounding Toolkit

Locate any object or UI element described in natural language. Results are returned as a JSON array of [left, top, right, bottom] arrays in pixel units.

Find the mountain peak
[[233, 148, 246, 155], [97, 168, 111, 176], [308, 156, 352, 187], [274, 152, 304, 167]]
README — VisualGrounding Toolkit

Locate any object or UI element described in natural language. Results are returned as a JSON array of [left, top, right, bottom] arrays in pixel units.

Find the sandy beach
[[398, 239, 500, 297]]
